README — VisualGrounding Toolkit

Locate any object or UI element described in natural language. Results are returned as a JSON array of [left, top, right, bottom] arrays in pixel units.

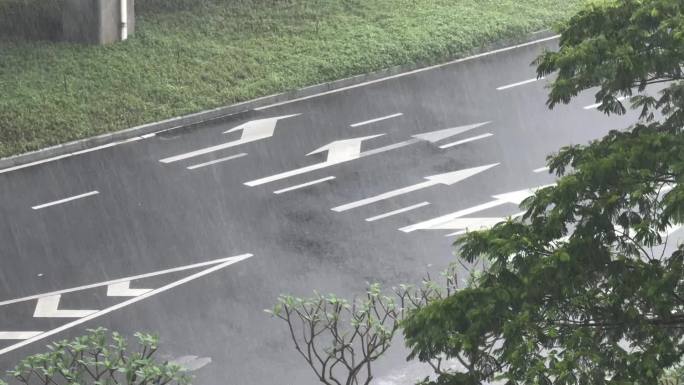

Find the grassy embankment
[[0, 0, 583, 158]]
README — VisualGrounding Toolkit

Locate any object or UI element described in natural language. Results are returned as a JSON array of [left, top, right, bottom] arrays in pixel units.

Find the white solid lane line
[[365, 202, 430, 222], [496, 77, 544, 90], [350, 113, 403, 127], [274, 176, 336, 194], [31, 190, 99, 210], [187, 153, 247, 170], [583, 96, 627, 110], [438, 133, 494, 149], [255, 35, 560, 111], [0, 332, 43, 340]]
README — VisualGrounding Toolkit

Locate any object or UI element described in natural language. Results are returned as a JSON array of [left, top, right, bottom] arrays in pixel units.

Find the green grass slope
[[0, 0, 582, 158]]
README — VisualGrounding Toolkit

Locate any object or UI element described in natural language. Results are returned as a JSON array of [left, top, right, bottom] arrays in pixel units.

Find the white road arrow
[[332, 163, 499, 212], [106, 281, 152, 297], [245, 134, 385, 187], [400, 184, 554, 233], [33, 295, 98, 318], [159, 114, 299, 163], [429, 212, 525, 232], [0, 254, 253, 356], [245, 122, 491, 187], [307, 134, 385, 163]]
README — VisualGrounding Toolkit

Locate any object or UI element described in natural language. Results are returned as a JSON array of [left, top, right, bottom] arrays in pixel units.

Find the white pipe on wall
[[120, 0, 128, 41]]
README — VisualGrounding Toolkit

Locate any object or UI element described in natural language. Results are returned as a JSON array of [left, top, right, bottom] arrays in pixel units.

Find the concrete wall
[[62, 0, 134, 45]]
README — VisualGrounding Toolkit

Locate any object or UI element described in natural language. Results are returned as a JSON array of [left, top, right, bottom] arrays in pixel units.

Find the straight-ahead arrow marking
[[106, 281, 152, 297], [159, 114, 299, 163], [33, 295, 98, 318], [245, 122, 490, 187], [400, 184, 554, 233], [332, 164, 499, 212], [244, 134, 384, 187], [0, 254, 253, 356]]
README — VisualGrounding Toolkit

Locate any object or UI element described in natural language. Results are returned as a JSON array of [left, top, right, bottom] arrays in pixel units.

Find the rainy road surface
[[0, 37, 658, 384]]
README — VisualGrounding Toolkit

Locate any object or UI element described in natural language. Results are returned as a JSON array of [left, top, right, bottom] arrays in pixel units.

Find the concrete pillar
[[62, 0, 134, 45]]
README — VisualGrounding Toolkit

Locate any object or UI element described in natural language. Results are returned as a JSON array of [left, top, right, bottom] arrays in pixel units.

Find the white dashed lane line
[[350, 113, 403, 127], [187, 153, 248, 170], [31, 190, 100, 210], [365, 202, 430, 222], [274, 176, 336, 194], [496, 77, 544, 90]]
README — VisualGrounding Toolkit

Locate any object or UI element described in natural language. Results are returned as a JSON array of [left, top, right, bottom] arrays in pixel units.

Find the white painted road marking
[[365, 202, 430, 222], [274, 176, 336, 194], [254, 35, 560, 111], [33, 295, 98, 318], [0, 255, 251, 307], [106, 281, 152, 297], [438, 133, 494, 149], [159, 114, 299, 163], [400, 184, 553, 233], [533, 166, 550, 173], [0, 254, 253, 356], [245, 122, 489, 187], [245, 134, 384, 187], [0, 332, 43, 340], [308, 134, 385, 163], [444, 230, 467, 237], [0, 36, 560, 176], [0, 136, 146, 175], [350, 113, 403, 127], [187, 153, 248, 170], [583, 96, 627, 110], [496, 77, 544, 90], [31, 190, 99, 210], [332, 164, 499, 212], [427, 213, 524, 231]]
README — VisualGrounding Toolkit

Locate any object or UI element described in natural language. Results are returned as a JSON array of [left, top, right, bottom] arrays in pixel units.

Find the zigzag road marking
[[0, 254, 252, 355]]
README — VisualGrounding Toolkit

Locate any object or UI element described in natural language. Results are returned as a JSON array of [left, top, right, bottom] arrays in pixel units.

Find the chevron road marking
[[106, 281, 152, 297], [0, 254, 253, 356], [33, 295, 98, 318]]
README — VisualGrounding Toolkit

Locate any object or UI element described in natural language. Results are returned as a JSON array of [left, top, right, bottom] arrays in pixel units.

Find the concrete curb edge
[[0, 30, 556, 171]]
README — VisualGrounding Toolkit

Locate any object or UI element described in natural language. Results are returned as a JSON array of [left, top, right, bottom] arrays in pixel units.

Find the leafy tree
[[403, 0, 684, 384], [0, 328, 190, 385], [269, 269, 457, 385]]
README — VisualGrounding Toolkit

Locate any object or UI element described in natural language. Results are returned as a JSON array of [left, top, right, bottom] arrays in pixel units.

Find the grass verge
[[0, 0, 583, 158]]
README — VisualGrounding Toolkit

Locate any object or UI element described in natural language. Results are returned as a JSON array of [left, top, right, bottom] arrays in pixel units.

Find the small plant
[[0, 328, 191, 385], [268, 268, 457, 385]]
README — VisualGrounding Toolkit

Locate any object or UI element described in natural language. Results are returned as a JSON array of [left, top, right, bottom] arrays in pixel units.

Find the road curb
[[0, 30, 557, 171]]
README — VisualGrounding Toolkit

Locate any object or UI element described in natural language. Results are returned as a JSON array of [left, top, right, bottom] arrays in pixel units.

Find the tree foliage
[[0, 328, 190, 385], [269, 269, 457, 385], [403, 1, 684, 384]]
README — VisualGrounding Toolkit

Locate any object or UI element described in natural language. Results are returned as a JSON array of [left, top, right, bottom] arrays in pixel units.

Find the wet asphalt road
[[0, 38, 645, 384]]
